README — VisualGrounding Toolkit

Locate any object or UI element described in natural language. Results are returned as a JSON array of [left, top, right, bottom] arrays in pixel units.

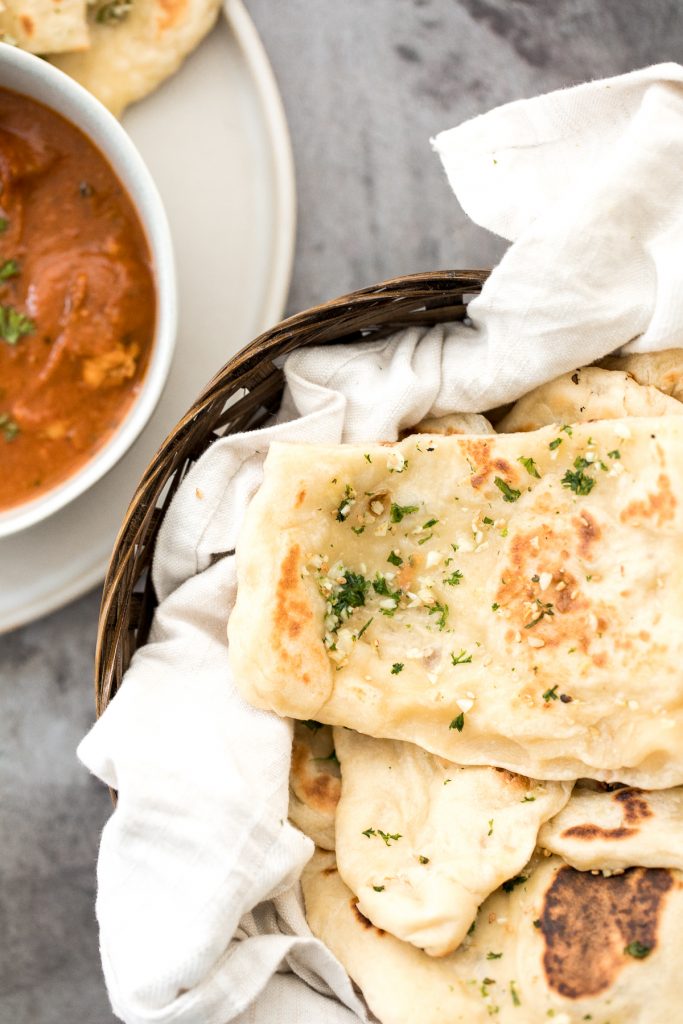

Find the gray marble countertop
[[2, 2, 681, 1020]]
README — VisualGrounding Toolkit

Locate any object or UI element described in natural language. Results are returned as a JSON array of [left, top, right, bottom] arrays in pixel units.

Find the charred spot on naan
[[275, 544, 313, 642], [157, 0, 189, 31], [540, 865, 674, 999], [290, 737, 341, 816], [559, 787, 655, 842], [463, 438, 517, 490], [351, 898, 386, 935], [620, 472, 677, 527]]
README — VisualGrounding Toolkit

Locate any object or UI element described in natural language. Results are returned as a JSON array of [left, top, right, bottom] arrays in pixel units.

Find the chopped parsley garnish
[[422, 517, 439, 529], [608, 449, 621, 459], [390, 502, 419, 523], [418, 855, 430, 864], [351, 525, 365, 535], [542, 685, 559, 702], [549, 437, 563, 450], [0, 413, 19, 441], [328, 570, 369, 627], [561, 424, 573, 436], [445, 569, 464, 586], [362, 828, 402, 846], [387, 550, 403, 566], [562, 455, 596, 495], [517, 456, 541, 479], [494, 476, 521, 502], [483, 515, 494, 525], [467, 920, 476, 936], [532, 919, 541, 929], [0, 304, 34, 345], [364, 453, 372, 463], [624, 940, 651, 959], [521, 795, 536, 803], [0, 258, 19, 281], [302, 720, 323, 731], [372, 574, 402, 613], [491, 602, 500, 611], [525, 599, 555, 629], [487, 819, 494, 836], [449, 712, 465, 732], [391, 662, 404, 675], [372, 885, 385, 892], [428, 601, 448, 630], [451, 649, 472, 665], [502, 875, 528, 893], [486, 951, 503, 960], [356, 617, 373, 639], [510, 980, 521, 1006], [335, 484, 356, 520]]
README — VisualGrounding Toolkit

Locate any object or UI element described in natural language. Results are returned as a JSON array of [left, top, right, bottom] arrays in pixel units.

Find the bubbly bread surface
[[229, 417, 683, 786]]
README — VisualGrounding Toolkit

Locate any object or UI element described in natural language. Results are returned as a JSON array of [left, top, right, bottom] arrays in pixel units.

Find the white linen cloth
[[78, 63, 683, 1023]]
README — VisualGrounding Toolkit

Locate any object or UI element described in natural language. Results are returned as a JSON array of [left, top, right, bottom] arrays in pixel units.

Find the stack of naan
[[229, 350, 683, 1023], [0, 0, 221, 116]]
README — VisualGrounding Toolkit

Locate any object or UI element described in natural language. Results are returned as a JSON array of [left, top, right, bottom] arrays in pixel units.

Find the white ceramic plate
[[0, 0, 295, 634]]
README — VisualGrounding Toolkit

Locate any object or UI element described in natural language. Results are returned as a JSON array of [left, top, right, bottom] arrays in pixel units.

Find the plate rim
[[0, 1, 296, 635]]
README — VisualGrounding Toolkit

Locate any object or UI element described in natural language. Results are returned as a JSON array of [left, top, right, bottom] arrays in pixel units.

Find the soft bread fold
[[333, 728, 571, 956]]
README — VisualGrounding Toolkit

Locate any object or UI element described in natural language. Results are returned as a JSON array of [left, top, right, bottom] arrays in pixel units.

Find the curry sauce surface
[[0, 87, 156, 510]]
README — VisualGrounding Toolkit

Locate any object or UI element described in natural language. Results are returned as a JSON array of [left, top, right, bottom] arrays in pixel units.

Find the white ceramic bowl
[[0, 44, 177, 538]]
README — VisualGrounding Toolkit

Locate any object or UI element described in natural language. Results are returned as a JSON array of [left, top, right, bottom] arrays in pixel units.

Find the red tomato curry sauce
[[0, 87, 156, 512]]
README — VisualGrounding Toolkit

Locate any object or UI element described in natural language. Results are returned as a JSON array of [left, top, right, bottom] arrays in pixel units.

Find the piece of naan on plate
[[334, 728, 571, 956], [49, 0, 222, 117], [0, 0, 88, 52], [599, 348, 683, 403], [288, 721, 339, 851], [229, 418, 683, 787], [539, 785, 683, 872], [498, 366, 683, 432], [303, 848, 683, 1024]]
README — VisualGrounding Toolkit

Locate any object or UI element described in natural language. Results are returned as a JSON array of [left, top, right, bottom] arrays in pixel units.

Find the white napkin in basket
[[78, 63, 683, 1024]]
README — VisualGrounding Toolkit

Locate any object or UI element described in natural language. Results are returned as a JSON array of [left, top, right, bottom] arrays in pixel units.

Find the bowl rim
[[0, 43, 177, 539]]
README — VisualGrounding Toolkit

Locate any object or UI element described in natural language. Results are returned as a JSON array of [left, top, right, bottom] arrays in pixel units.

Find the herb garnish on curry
[[0, 87, 155, 512]]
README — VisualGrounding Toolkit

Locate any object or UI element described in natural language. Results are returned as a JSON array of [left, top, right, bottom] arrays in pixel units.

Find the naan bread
[[288, 721, 339, 851], [599, 348, 683, 403], [303, 848, 683, 1024], [406, 412, 495, 436], [539, 785, 683, 871], [0, 0, 88, 52], [49, 0, 222, 117], [498, 366, 683, 432], [334, 728, 571, 956], [229, 418, 683, 786]]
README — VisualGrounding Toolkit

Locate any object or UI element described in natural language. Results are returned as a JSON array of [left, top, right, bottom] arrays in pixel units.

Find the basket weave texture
[[95, 269, 488, 717]]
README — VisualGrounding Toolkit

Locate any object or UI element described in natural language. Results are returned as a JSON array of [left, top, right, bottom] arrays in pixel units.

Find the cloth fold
[[79, 64, 683, 1023]]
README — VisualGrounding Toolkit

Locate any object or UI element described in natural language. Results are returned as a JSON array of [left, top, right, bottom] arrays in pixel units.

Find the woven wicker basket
[[95, 269, 488, 717]]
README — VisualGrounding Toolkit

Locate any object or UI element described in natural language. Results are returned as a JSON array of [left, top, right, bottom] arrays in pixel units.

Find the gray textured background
[[1, 2, 681, 1021]]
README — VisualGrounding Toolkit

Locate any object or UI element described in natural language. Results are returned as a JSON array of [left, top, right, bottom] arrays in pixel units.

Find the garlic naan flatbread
[[334, 728, 570, 956], [229, 418, 683, 786], [0, 0, 88, 52], [498, 366, 683, 432], [288, 721, 339, 851], [303, 848, 683, 1024], [599, 348, 683, 403], [539, 785, 683, 872], [49, 0, 221, 117]]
